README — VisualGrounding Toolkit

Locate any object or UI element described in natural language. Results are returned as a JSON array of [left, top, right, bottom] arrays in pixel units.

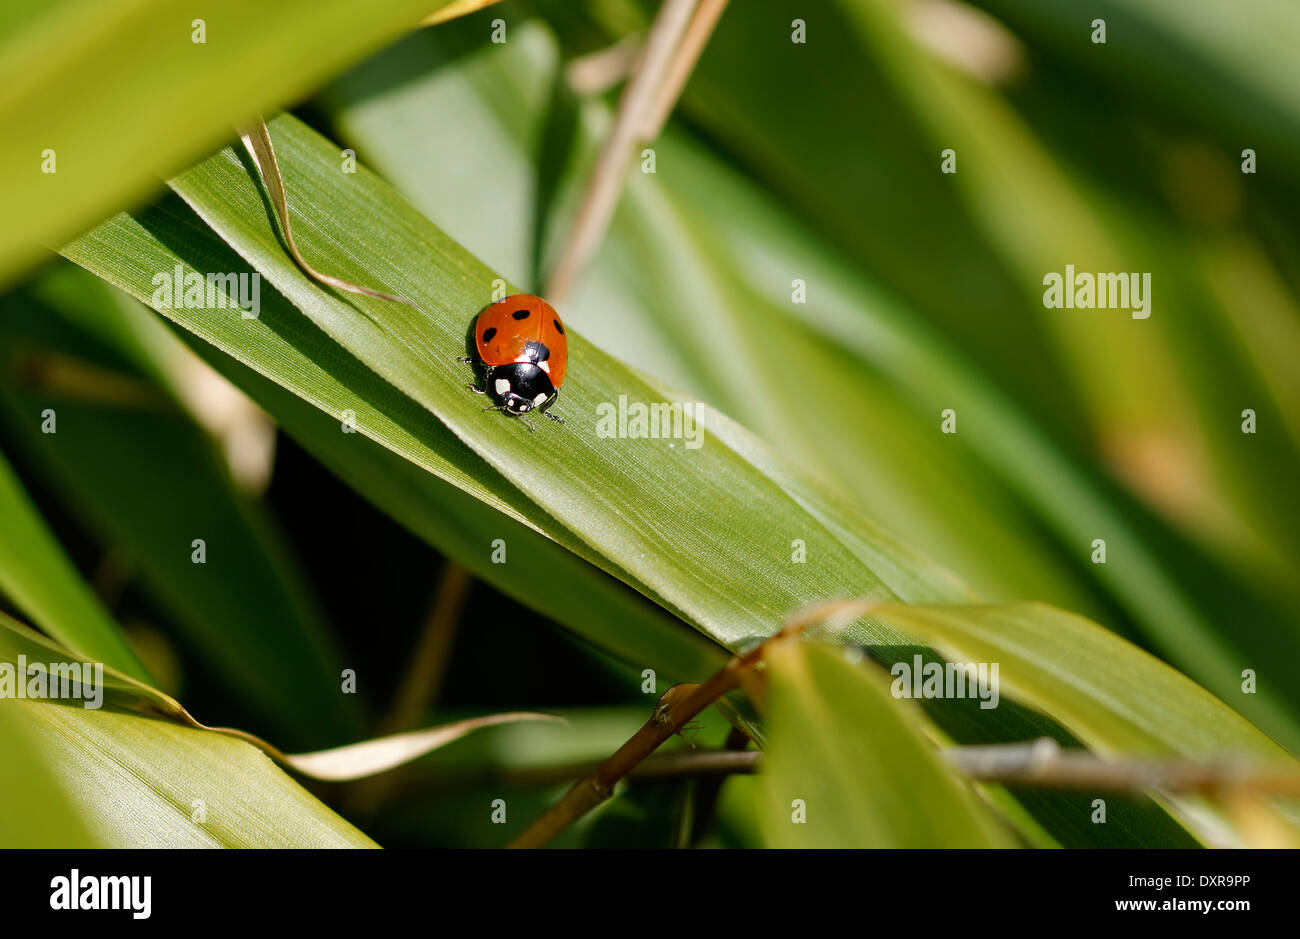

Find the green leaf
[[0, 702, 99, 847], [61, 194, 726, 682], [189, 338, 728, 683], [758, 642, 1010, 848], [63, 112, 1210, 845], [362, 704, 730, 847], [67, 112, 974, 656], [14, 703, 377, 847], [282, 711, 567, 781], [973, 0, 1300, 189], [872, 601, 1294, 762], [0, 445, 149, 681], [0, 612, 374, 847], [871, 600, 1300, 839], [322, 22, 1100, 617], [0, 267, 363, 747], [0, 0, 454, 286], [0, 608, 566, 784], [642, 0, 1300, 747]]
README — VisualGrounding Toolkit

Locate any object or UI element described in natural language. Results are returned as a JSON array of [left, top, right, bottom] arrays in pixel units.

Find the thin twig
[[348, 562, 472, 813], [633, 747, 759, 778], [507, 679, 724, 847], [384, 738, 1300, 805], [635, 745, 1300, 795], [949, 737, 1300, 795], [508, 585, 1300, 846], [370, 748, 759, 804], [508, 605, 822, 848], [559, 743, 1300, 794], [381, 561, 473, 735], [565, 35, 643, 96], [544, 0, 699, 304], [639, 0, 730, 140]]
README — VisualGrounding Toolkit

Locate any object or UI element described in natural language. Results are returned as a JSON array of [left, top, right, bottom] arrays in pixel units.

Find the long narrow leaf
[[0, 0, 455, 285], [0, 446, 149, 680]]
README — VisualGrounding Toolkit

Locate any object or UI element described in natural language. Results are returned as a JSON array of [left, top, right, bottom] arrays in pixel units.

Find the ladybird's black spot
[[553, 319, 564, 334], [482, 326, 498, 343], [512, 308, 531, 320]]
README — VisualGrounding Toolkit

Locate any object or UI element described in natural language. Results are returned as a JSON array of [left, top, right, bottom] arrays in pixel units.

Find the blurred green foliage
[[1, 0, 1297, 847]]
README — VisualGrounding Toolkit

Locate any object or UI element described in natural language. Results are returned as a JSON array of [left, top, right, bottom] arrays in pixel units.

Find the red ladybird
[[461, 294, 567, 430]]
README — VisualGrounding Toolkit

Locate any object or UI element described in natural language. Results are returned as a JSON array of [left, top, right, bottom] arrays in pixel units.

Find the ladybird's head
[[501, 392, 536, 415], [489, 363, 557, 416]]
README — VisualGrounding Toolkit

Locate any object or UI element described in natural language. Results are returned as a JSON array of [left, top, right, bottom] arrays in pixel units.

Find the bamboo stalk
[[544, 0, 699, 303]]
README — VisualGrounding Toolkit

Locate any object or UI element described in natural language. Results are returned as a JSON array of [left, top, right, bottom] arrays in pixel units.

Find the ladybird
[[461, 294, 567, 430]]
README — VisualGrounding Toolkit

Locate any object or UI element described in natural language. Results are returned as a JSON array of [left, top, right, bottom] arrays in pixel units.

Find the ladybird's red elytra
[[463, 294, 568, 430]]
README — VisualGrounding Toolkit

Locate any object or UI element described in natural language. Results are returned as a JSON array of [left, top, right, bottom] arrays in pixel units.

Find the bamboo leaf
[[0, 610, 565, 784], [0, 446, 149, 681], [758, 642, 1010, 848], [238, 117, 411, 303], [648, 0, 1300, 745], [870, 599, 1300, 838], [69, 113, 975, 658], [0, 612, 374, 847], [282, 712, 567, 781], [0, 702, 99, 847], [61, 200, 726, 681], [872, 601, 1294, 762], [188, 336, 728, 682], [62, 111, 1214, 846], [0, 0, 457, 286], [0, 270, 365, 747]]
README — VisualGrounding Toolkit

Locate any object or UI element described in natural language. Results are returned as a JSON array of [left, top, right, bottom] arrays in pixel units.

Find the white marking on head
[[533, 393, 549, 406], [494, 378, 511, 395], [538, 360, 551, 374]]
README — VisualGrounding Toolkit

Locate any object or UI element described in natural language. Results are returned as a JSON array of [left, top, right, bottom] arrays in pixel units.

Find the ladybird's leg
[[456, 356, 474, 363], [467, 362, 491, 395], [544, 410, 564, 424]]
